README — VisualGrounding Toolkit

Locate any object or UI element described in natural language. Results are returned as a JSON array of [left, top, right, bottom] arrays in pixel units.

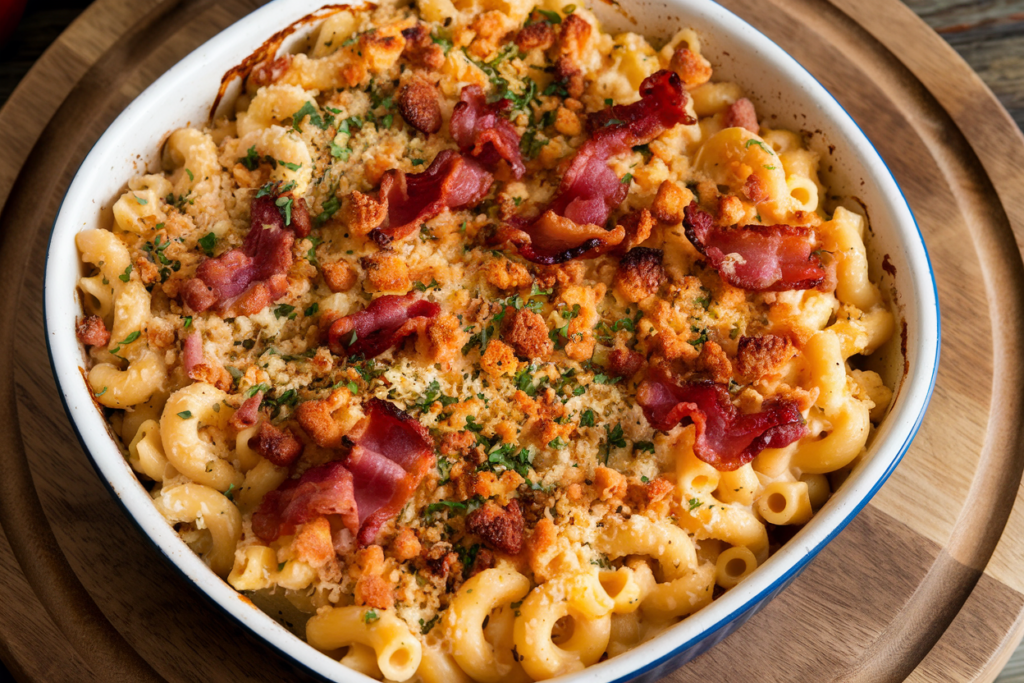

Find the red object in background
[[0, 0, 28, 47]]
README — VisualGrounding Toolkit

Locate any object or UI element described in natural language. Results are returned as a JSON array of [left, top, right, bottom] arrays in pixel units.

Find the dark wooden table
[[2, 0, 1024, 681]]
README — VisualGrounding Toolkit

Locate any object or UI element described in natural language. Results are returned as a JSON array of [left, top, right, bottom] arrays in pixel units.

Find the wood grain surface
[[3, 1, 1024, 682]]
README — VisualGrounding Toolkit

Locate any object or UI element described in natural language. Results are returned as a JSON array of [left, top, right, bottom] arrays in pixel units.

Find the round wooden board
[[2, 0, 1023, 681]]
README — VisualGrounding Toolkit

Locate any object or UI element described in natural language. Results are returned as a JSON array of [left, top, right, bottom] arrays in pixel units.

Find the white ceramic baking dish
[[44, 1, 940, 681]]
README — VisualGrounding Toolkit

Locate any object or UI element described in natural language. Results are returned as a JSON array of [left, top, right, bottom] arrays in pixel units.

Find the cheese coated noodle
[[306, 607, 422, 682], [153, 483, 241, 576], [160, 383, 243, 491], [442, 566, 531, 683]]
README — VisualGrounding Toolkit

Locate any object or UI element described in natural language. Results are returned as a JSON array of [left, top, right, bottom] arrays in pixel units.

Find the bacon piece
[[503, 212, 625, 265], [723, 97, 759, 134], [245, 195, 297, 279], [325, 293, 440, 359], [76, 315, 110, 347], [450, 85, 525, 179], [248, 421, 304, 467], [252, 461, 359, 542], [291, 197, 312, 238], [584, 69, 694, 140], [229, 391, 263, 431], [503, 70, 692, 264], [683, 201, 831, 291], [369, 150, 492, 245], [636, 367, 807, 471], [181, 195, 299, 313], [345, 399, 435, 545], [182, 332, 204, 379], [252, 424, 433, 549]]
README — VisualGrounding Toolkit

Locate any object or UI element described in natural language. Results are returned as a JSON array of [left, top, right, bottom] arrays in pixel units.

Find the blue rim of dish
[[39, 1, 942, 681]]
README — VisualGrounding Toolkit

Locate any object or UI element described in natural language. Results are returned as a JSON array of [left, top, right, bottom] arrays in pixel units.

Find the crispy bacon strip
[[254, 400, 436, 545], [344, 399, 435, 546], [683, 201, 832, 291], [450, 85, 526, 179], [182, 332, 204, 379], [506, 212, 625, 265], [325, 293, 440, 359], [369, 150, 492, 245], [181, 195, 297, 312], [229, 391, 263, 431], [504, 70, 692, 264], [252, 461, 359, 542], [636, 367, 807, 471]]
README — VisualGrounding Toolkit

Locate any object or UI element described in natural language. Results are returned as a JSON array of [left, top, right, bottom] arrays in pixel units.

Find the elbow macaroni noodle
[[74, 1, 898, 679]]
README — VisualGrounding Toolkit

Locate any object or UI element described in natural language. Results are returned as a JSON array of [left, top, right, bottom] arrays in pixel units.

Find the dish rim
[[41, 1, 941, 681]]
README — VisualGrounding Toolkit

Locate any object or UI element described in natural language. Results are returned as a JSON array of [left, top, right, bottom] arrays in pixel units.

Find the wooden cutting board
[[2, 0, 1023, 681]]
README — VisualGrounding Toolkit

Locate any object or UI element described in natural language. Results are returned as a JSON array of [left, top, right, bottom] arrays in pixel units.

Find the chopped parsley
[[580, 409, 595, 427], [455, 543, 481, 578], [240, 145, 260, 170], [414, 380, 459, 411], [688, 325, 709, 347], [291, 101, 326, 131], [197, 232, 217, 257], [475, 432, 533, 479], [424, 499, 477, 519], [548, 303, 581, 347], [420, 615, 440, 634], [302, 235, 322, 268], [437, 456, 453, 485], [109, 331, 141, 358], [363, 609, 380, 624], [412, 279, 440, 292], [745, 138, 775, 155], [315, 195, 341, 227], [275, 195, 293, 226], [177, 410, 193, 419], [602, 423, 626, 463], [431, 30, 453, 54], [273, 304, 296, 320], [531, 8, 562, 24], [118, 265, 132, 283], [329, 139, 351, 161]]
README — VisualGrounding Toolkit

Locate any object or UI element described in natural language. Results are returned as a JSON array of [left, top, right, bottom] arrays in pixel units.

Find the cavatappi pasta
[[74, 1, 896, 680]]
